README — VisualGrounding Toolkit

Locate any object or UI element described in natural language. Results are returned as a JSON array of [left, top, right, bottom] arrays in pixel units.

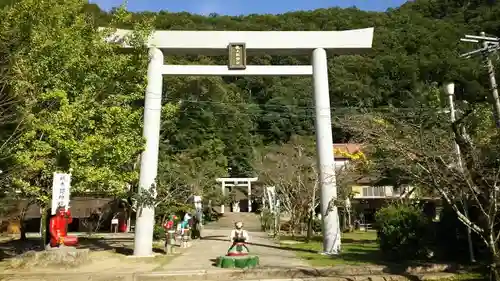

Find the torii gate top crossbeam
[[107, 28, 374, 55], [216, 177, 258, 183]]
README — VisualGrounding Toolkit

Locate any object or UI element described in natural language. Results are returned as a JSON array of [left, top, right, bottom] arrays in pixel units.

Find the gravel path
[[159, 228, 307, 271]]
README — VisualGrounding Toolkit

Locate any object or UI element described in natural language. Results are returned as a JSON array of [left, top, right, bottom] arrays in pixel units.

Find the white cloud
[[193, 0, 240, 16], [91, 0, 127, 10], [195, 0, 221, 15]]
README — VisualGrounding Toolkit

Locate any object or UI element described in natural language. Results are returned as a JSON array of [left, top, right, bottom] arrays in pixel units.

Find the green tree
[[254, 135, 317, 236], [162, 77, 257, 177], [342, 97, 500, 280], [0, 0, 151, 209]]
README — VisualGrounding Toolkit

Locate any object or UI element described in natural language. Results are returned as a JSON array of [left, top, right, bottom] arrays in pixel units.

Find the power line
[[460, 32, 500, 128], [146, 106, 438, 119], [177, 99, 419, 111], [143, 94, 446, 113]]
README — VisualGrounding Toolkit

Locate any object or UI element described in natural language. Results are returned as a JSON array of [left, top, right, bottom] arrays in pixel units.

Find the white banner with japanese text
[[51, 172, 71, 215]]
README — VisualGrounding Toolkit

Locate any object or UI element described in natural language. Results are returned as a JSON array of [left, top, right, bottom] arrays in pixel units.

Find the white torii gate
[[108, 28, 374, 257], [216, 177, 258, 213]]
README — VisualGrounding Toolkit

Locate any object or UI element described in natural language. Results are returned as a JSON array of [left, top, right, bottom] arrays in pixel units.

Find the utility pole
[[445, 83, 464, 169], [445, 82, 476, 263], [460, 32, 500, 128]]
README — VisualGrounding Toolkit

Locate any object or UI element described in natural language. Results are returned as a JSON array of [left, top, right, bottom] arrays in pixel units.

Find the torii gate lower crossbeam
[[108, 28, 374, 258]]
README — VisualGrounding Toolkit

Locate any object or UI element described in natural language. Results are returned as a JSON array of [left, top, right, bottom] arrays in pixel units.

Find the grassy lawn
[[280, 230, 380, 267], [280, 231, 484, 281]]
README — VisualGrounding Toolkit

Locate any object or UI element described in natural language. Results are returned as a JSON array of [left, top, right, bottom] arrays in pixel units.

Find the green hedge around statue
[[216, 255, 259, 268]]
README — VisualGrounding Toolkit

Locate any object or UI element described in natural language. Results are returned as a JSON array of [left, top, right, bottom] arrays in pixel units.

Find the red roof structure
[[333, 143, 362, 159]]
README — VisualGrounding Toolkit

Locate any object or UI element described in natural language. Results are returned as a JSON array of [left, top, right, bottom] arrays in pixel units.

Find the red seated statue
[[49, 206, 78, 247]]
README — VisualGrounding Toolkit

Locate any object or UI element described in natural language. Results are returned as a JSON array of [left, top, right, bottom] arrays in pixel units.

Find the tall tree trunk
[[307, 181, 317, 242], [127, 214, 131, 233], [19, 222, 26, 240], [346, 209, 352, 231], [342, 209, 347, 231], [19, 202, 31, 241], [490, 249, 500, 281], [40, 206, 48, 248], [306, 211, 313, 242], [487, 229, 500, 281], [345, 197, 352, 232]]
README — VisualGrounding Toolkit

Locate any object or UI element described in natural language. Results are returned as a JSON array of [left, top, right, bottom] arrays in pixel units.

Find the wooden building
[[1, 197, 131, 233]]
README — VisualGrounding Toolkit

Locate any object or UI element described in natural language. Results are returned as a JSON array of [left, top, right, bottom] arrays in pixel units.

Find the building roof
[[333, 143, 363, 159]]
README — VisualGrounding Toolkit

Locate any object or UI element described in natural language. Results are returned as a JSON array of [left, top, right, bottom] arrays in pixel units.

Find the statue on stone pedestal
[[227, 221, 249, 256], [192, 195, 203, 239], [163, 215, 178, 254], [215, 221, 258, 268], [49, 206, 78, 248], [179, 213, 191, 248]]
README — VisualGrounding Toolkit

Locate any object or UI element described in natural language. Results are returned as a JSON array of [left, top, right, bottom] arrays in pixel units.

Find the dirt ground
[[0, 234, 179, 274], [0, 234, 471, 281]]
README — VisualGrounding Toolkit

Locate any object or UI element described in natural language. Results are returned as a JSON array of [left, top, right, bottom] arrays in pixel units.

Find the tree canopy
[[0, 0, 152, 205], [0, 0, 499, 210]]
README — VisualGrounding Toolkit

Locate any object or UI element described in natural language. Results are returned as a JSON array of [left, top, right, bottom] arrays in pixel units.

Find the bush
[[375, 203, 431, 260], [312, 218, 322, 233], [153, 224, 165, 240], [435, 203, 486, 262], [203, 208, 220, 223], [260, 209, 274, 231], [280, 221, 292, 232]]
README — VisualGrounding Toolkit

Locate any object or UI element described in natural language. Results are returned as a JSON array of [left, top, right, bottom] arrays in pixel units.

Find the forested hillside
[[0, 0, 499, 206], [82, 0, 499, 177]]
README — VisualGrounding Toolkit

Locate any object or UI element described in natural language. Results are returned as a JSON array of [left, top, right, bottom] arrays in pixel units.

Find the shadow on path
[[200, 235, 468, 280], [201, 235, 317, 254], [78, 237, 168, 255], [0, 238, 42, 261], [0, 236, 167, 260]]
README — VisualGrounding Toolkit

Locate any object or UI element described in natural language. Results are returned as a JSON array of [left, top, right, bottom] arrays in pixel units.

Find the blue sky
[[91, 0, 408, 15]]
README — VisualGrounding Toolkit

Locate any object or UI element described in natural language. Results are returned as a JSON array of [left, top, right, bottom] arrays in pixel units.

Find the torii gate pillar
[[108, 28, 374, 257]]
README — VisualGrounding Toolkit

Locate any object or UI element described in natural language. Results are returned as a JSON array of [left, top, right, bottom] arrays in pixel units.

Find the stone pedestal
[[11, 247, 90, 268], [164, 231, 176, 255], [180, 230, 191, 248], [181, 234, 189, 248], [216, 255, 259, 269], [44, 246, 90, 265]]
